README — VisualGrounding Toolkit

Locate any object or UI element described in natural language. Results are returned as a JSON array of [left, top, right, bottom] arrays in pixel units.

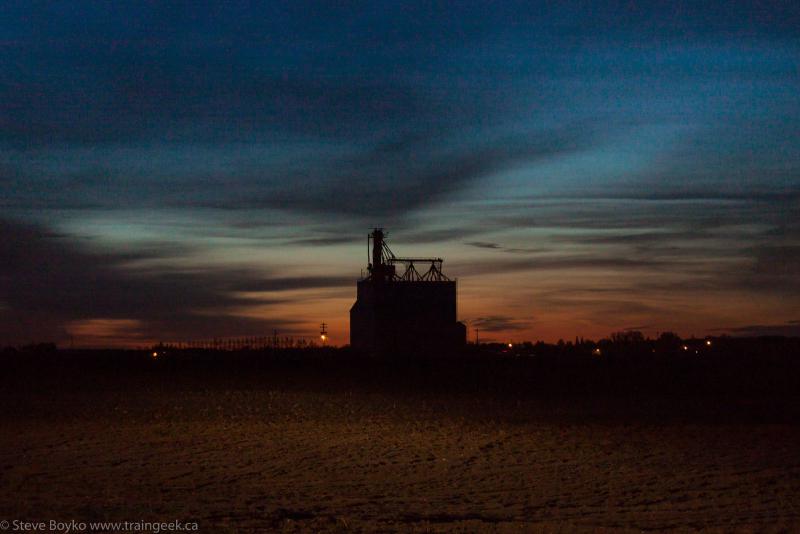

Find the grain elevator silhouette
[[350, 229, 466, 355]]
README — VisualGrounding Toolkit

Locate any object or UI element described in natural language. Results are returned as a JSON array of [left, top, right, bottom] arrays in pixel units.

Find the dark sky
[[2, 1, 799, 345]]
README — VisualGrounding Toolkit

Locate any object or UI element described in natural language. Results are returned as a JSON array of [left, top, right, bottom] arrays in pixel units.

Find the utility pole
[[320, 322, 328, 345], [475, 328, 479, 345]]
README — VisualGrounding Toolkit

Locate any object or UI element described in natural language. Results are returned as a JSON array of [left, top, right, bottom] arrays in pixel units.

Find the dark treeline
[[3, 334, 799, 394], [3, 335, 800, 424]]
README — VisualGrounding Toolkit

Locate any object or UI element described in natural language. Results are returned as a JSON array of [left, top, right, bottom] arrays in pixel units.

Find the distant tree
[[610, 331, 645, 345], [20, 342, 57, 353], [656, 331, 682, 351]]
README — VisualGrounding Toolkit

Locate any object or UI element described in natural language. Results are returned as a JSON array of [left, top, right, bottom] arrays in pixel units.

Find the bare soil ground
[[2, 352, 800, 532]]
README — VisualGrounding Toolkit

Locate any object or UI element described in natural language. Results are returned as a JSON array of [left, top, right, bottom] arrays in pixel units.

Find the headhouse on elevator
[[350, 229, 466, 355]]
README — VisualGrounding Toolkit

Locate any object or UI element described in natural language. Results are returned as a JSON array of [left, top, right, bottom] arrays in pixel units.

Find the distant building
[[350, 229, 466, 355]]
